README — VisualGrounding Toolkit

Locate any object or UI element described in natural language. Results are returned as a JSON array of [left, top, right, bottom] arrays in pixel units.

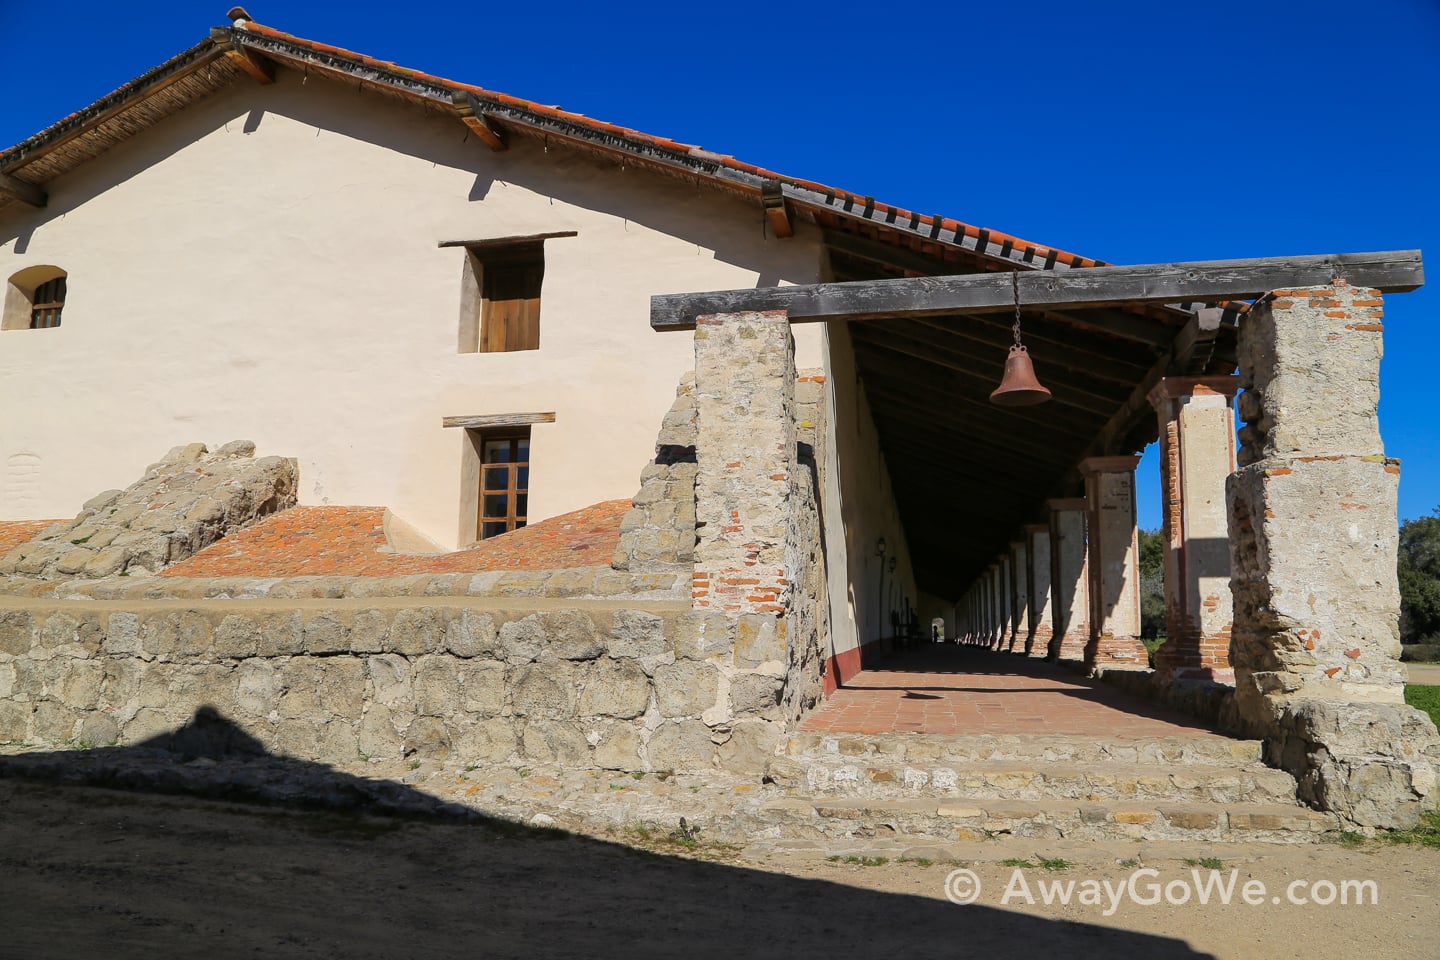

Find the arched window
[[2, 266, 67, 331]]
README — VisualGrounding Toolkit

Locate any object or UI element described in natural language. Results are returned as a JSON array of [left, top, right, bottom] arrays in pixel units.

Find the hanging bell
[[989, 344, 1052, 407]]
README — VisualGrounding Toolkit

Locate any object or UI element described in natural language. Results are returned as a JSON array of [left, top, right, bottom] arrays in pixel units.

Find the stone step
[[765, 755, 1300, 805], [786, 731, 1263, 766], [753, 795, 1336, 845]]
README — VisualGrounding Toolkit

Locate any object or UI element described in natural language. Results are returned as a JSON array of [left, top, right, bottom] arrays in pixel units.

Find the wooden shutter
[[480, 246, 543, 352]]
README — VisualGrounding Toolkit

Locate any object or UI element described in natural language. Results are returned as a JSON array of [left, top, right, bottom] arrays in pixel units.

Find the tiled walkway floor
[[800, 644, 1218, 738]]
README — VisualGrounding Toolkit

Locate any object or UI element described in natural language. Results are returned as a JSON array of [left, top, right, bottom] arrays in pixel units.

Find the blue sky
[[3, 1, 1437, 529]]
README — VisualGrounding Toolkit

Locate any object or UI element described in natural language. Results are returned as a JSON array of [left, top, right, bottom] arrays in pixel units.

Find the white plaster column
[[1047, 497, 1089, 661], [998, 555, 1014, 650], [1008, 539, 1029, 653], [1079, 456, 1148, 667], [1149, 375, 1240, 682], [1024, 523, 1053, 658]]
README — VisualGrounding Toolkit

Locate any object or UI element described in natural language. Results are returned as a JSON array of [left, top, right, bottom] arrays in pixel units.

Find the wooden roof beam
[[211, 30, 275, 84], [650, 250, 1424, 331], [763, 179, 793, 239], [452, 92, 508, 152], [0, 171, 45, 208]]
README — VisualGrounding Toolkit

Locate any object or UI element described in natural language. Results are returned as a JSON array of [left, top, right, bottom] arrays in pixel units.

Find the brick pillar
[[691, 310, 793, 614], [1024, 523, 1053, 658], [1149, 375, 1240, 682], [1009, 540, 1029, 653], [1047, 498, 1089, 661], [1079, 456, 1149, 668], [1229, 282, 1439, 828]]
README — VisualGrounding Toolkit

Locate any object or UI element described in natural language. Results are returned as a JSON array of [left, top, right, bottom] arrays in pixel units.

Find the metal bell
[[989, 344, 1052, 406]]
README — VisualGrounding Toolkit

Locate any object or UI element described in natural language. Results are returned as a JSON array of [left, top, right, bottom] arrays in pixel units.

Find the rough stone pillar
[[1080, 456, 1149, 668], [1228, 282, 1439, 828], [1008, 540, 1029, 653], [1150, 375, 1240, 682], [1047, 498, 1090, 661], [691, 311, 794, 615], [1024, 524, 1053, 658]]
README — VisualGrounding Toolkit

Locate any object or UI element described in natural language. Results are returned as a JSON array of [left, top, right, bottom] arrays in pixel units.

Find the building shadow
[[0, 707, 1215, 959]]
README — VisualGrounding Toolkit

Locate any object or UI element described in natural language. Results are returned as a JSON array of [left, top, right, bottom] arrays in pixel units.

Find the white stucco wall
[[0, 70, 825, 546]]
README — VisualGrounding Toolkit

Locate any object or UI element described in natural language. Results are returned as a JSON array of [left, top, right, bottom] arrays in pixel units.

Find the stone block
[[275, 718, 321, 760], [509, 662, 578, 718], [349, 609, 389, 653], [645, 719, 715, 770], [277, 659, 321, 719], [545, 610, 604, 661], [317, 720, 359, 761], [405, 716, 452, 759], [258, 611, 304, 656], [414, 656, 462, 717], [734, 614, 785, 668], [303, 611, 351, 654], [0, 701, 30, 742], [717, 718, 781, 775], [358, 704, 405, 759], [445, 609, 498, 658], [652, 661, 720, 718], [458, 660, 507, 716], [730, 671, 783, 717], [104, 612, 140, 655], [234, 659, 278, 717], [122, 707, 173, 745], [212, 614, 261, 658], [0, 611, 35, 656], [387, 607, 440, 656], [315, 658, 367, 720], [606, 610, 668, 659], [498, 615, 547, 664], [32, 700, 78, 742], [519, 720, 589, 764], [367, 654, 412, 707], [578, 658, 651, 719], [454, 717, 519, 764]]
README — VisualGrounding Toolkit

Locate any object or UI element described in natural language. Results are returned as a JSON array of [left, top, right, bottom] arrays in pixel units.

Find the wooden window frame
[[476, 429, 530, 542], [29, 276, 65, 329]]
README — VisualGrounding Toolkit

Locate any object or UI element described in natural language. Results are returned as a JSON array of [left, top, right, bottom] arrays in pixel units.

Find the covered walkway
[[799, 645, 1216, 738]]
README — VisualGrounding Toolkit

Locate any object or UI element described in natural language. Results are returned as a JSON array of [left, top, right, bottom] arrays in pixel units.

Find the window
[[2, 265, 67, 331], [476, 430, 529, 541], [447, 232, 574, 354], [461, 243, 543, 353]]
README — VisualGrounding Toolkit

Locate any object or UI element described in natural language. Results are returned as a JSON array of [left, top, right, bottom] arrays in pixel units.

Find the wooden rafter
[[210, 30, 275, 83], [651, 250, 1424, 331], [762, 179, 793, 239], [452, 92, 508, 152], [0, 171, 45, 208]]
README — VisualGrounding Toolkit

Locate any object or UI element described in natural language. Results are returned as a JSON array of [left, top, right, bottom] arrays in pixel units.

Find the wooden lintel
[[452, 92, 508, 151], [210, 30, 275, 83], [438, 232, 577, 249], [650, 250, 1424, 331], [762, 179, 793, 239], [0, 171, 46, 208], [442, 412, 556, 430]]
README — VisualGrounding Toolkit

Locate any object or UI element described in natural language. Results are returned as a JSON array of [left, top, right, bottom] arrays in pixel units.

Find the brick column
[[691, 310, 794, 614], [1047, 498, 1089, 661], [1024, 523, 1053, 658], [1149, 375, 1240, 682], [1008, 540, 1029, 653], [1229, 282, 1439, 828], [1079, 456, 1148, 668]]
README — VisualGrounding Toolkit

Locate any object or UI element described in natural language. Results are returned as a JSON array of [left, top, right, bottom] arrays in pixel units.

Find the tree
[[1138, 528, 1166, 641], [1400, 510, 1440, 643]]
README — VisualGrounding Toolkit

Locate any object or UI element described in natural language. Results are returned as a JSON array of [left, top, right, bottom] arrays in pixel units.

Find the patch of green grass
[[1118, 857, 1140, 868], [1001, 857, 1035, 868], [631, 771, 645, 780], [1333, 830, 1367, 849], [70, 535, 91, 545], [1038, 857, 1073, 871], [1184, 857, 1224, 870], [609, 782, 626, 791], [516, 767, 532, 778], [1405, 685, 1440, 730], [408, 760, 421, 770], [837, 855, 889, 867], [1383, 809, 1440, 849], [898, 857, 934, 867]]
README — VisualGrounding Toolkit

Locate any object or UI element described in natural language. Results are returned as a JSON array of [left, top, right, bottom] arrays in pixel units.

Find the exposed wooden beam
[[452, 92, 508, 152], [442, 411, 555, 429], [438, 232, 577, 249], [763, 179, 793, 239], [211, 30, 275, 83], [0, 171, 45, 208], [650, 250, 1424, 331]]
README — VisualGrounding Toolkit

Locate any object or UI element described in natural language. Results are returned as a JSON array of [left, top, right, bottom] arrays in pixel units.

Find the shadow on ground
[[0, 709, 1215, 959]]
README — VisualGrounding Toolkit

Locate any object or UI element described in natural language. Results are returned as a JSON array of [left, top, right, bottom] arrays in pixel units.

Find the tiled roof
[[0, 15, 1104, 273], [158, 501, 629, 578]]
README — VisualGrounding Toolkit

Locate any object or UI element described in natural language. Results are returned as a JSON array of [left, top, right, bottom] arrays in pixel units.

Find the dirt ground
[[0, 779, 1435, 959]]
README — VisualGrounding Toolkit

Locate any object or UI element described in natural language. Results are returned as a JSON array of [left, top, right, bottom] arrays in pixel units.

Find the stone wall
[[0, 442, 296, 581], [0, 597, 786, 775], [1227, 282, 1440, 828], [781, 371, 830, 723], [610, 376, 698, 574]]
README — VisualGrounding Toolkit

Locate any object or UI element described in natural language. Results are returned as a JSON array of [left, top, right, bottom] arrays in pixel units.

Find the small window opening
[[461, 243, 543, 353], [3, 265, 67, 331]]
